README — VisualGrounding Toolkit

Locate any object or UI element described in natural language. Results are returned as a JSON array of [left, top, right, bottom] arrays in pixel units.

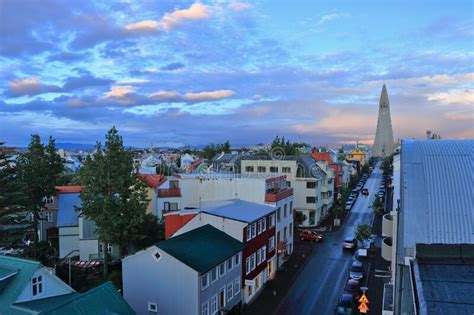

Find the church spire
[[373, 84, 395, 157]]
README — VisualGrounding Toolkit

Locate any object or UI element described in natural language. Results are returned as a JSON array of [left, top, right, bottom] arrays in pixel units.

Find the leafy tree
[[368, 157, 376, 167], [156, 163, 173, 176], [16, 135, 64, 244], [131, 214, 165, 250], [337, 154, 346, 161], [355, 224, 372, 242], [271, 135, 297, 156], [0, 142, 27, 247], [78, 127, 149, 277], [381, 155, 394, 175], [332, 205, 345, 219], [294, 212, 307, 226], [200, 141, 231, 160], [370, 197, 384, 215]]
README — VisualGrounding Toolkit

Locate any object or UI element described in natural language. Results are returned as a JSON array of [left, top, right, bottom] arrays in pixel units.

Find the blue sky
[[1, 0, 473, 147]]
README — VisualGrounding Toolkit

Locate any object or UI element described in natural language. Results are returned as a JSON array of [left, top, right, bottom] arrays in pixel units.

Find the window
[[201, 301, 209, 315], [290, 223, 293, 236], [251, 253, 256, 271], [164, 202, 178, 211], [284, 227, 287, 240], [32, 275, 43, 296], [227, 258, 233, 271], [246, 166, 254, 172], [277, 208, 281, 222], [268, 236, 275, 251], [234, 253, 240, 266], [286, 181, 291, 187], [246, 225, 252, 241], [306, 196, 316, 203], [262, 246, 266, 261], [261, 218, 266, 232], [148, 302, 158, 313], [99, 243, 112, 253], [306, 181, 316, 189], [284, 204, 287, 218], [269, 166, 278, 173], [257, 219, 262, 234], [282, 167, 291, 173], [256, 249, 261, 265], [246, 257, 251, 275], [169, 180, 179, 189], [257, 166, 266, 173], [211, 295, 218, 314], [44, 196, 54, 205], [290, 201, 293, 214], [234, 277, 241, 295], [219, 262, 226, 277], [218, 287, 226, 308], [269, 214, 275, 228], [43, 211, 52, 222], [251, 222, 256, 238], [201, 273, 209, 290], [211, 267, 218, 283], [277, 231, 281, 244], [227, 283, 234, 302], [153, 250, 162, 262]]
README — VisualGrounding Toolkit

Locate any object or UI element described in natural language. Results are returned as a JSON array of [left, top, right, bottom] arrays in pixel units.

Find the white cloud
[[104, 85, 136, 98], [427, 89, 473, 105], [316, 13, 347, 26], [149, 90, 180, 101], [228, 1, 254, 12], [183, 89, 234, 101], [124, 20, 159, 33], [8, 77, 61, 96]]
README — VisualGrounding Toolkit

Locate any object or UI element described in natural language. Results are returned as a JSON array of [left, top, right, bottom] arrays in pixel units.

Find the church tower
[[372, 84, 394, 157]]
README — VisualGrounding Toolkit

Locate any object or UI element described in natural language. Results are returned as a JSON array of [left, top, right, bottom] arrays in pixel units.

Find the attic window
[[153, 250, 162, 262], [32, 275, 43, 296], [148, 302, 158, 312]]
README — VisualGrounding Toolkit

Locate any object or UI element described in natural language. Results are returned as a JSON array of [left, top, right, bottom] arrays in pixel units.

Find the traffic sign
[[358, 301, 369, 313], [358, 293, 369, 304]]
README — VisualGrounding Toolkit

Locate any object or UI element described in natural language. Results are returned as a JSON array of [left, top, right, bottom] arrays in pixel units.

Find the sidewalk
[[242, 237, 314, 315]]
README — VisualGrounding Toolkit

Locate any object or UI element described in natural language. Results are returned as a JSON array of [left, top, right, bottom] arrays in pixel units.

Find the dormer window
[[32, 275, 43, 296]]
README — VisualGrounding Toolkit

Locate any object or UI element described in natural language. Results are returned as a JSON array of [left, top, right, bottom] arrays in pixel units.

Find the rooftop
[[55, 186, 82, 194], [156, 224, 244, 273], [197, 199, 276, 223], [138, 173, 166, 188], [402, 139, 474, 248]]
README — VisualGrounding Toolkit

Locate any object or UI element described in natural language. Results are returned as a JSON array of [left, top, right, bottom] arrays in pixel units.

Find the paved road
[[274, 165, 382, 315]]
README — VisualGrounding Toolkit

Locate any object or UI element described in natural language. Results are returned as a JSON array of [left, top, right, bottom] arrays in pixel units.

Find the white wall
[[123, 246, 199, 315], [59, 226, 79, 258], [79, 239, 99, 261], [15, 267, 74, 303], [173, 213, 247, 242]]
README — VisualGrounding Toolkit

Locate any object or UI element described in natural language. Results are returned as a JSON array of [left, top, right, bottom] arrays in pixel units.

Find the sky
[[1, 0, 473, 148]]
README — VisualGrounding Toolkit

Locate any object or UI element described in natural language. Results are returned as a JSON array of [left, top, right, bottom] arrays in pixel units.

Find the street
[[274, 165, 382, 315]]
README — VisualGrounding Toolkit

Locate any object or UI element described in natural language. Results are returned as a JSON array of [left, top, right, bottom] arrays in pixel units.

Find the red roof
[[138, 174, 166, 188], [55, 186, 82, 194]]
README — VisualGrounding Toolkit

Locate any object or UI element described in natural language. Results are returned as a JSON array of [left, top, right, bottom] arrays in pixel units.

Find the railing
[[158, 187, 181, 197], [265, 188, 293, 202]]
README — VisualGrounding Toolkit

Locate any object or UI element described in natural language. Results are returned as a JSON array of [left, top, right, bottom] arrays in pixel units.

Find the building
[[347, 147, 366, 166], [138, 174, 167, 217], [373, 84, 395, 157], [382, 140, 474, 315], [0, 255, 133, 314], [241, 156, 330, 226], [311, 151, 342, 195], [210, 153, 242, 173], [123, 225, 244, 315], [166, 199, 277, 304]]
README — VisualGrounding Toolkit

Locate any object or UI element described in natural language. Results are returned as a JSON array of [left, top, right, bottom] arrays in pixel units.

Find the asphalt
[[273, 165, 383, 315]]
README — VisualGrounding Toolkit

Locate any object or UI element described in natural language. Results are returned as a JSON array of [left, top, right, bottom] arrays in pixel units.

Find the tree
[[200, 141, 231, 160], [78, 127, 149, 277], [332, 205, 345, 220], [131, 214, 165, 250], [370, 197, 384, 215], [355, 224, 372, 242], [16, 135, 64, 244], [294, 212, 307, 227], [271, 135, 297, 156], [156, 163, 173, 176], [0, 143, 27, 247], [381, 155, 394, 175]]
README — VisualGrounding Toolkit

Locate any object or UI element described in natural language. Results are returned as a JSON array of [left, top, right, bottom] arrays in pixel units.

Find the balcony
[[158, 187, 181, 198], [382, 214, 393, 237], [265, 188, 293, 202], [382, 237, 393, 262]]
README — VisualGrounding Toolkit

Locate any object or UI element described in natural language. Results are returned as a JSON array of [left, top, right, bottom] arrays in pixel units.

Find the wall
[[15, 267, 74, 303], [59, 226, 79, 258], [123, 246, 199, 315]]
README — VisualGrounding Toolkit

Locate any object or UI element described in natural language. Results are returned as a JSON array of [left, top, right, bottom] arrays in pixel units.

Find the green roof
[[14, 282, 134, 315], [157, 224, 245, 273], [0, 265, 19, 280], [0, 255, 41, 315]]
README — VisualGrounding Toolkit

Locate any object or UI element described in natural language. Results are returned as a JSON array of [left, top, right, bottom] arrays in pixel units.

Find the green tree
[[16, 135, 64, 244], [332, 205, 345, 220], [355, 224, 372, 242], [78, 127, 149, 277], [294, 212, 307, 227], [156, 163, 173, 176], [0, 143, 27, 247], [370, 197, 384, 215], [200, 141, 231, 160], [132, 214, 165, 250]]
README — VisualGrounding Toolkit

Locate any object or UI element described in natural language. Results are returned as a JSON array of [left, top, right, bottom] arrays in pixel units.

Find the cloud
[[316, 13, 348, 26], [124, 2, 211, 34], [149, 91, 181, 102], [63, 74, 113, 90], [427, 89, 474, 105], [160, 62, 185, 71], [183, 90, 235, 101], [7, 77, 62, 96], [102, 85, 138, 105], [228, 1, 254, 12]]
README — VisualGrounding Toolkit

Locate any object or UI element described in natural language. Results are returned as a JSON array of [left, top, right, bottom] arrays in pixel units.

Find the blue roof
[[200, 199, 276, 223], [402, 140, 474, 248], [57, 193, 81, 227]]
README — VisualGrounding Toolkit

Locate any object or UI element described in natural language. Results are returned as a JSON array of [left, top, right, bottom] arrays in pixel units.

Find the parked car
[[349, 261, 364, 280], [355, 248, 368, 261], [300, 230, 323, 242], [361, 188, 369, 195], [344, 201, 353, 211], [342, 237, 357, 250], [343, 279, 361, 298], [335, 294, 356, 315]]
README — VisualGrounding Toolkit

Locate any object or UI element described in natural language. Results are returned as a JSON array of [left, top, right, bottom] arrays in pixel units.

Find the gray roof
[[199, 199, 276, 223], [57, 193, 81, 227], [413, 259, 474, 315], [212, 153, 241, 164], [402, 140, 474, 248], [296, 156, 325, 179]]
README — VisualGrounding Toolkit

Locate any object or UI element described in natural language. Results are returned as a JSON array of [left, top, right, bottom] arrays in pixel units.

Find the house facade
[[167, 200, 277, 304], [347, 147, 366, 166], [122, 225, 244, 315]]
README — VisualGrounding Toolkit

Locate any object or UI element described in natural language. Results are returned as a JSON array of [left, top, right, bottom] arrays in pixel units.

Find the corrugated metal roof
[[57, 193, 81, 227], [199, 199, 276, 223], [402, 140, 474, 248]]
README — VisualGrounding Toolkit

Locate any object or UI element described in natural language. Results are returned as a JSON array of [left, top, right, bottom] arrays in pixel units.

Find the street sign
[[358, 301, 369, 313], [358, 293, 369, 304]]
